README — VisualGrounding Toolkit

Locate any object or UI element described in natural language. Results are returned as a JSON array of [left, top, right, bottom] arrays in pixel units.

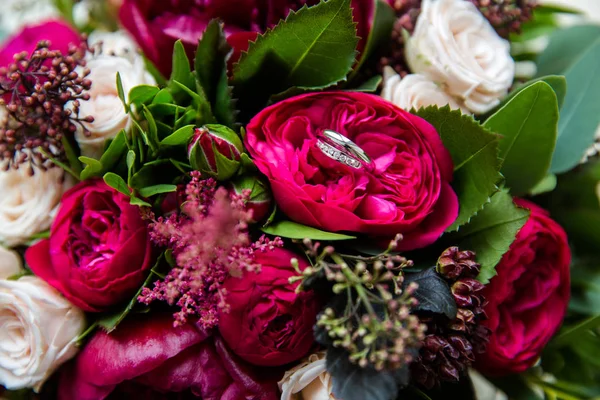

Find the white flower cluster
[[382, 0, 515, 115]]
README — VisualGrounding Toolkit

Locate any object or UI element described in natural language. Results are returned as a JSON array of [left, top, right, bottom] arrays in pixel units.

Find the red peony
[[476, 198, 571, 376], [58, 314, 280, 400], [244, 91, 458, 250], [0, 20, 81, 68], [218, 248, 321, 366], [25, 179, 153, 312], [118, 0, 374, 77]]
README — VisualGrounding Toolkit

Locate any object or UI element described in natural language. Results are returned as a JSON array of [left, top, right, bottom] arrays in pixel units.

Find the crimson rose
[[218, 248, 320, 366], [244, 92, 458, 250], [58, 314, 280, 400], [25, 179, 153, 312], [119, 0, 374, 77], [476, 198, 571, 376]]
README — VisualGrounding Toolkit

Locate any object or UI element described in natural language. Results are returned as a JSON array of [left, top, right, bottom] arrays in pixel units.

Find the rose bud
[[230, 175, 273, 223], [188, 125, 243, 181]]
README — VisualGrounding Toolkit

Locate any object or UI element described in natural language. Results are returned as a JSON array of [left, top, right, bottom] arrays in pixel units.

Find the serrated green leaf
[[261, 220, 356, 240], [160, 125, 195, 147], [233, 0, 359, 118], [451, 190, 529, 284], [195, 20, 236, 128], [128, 85, 160, 107], [550, 38, 600, 173], [415, 106, 501, 230], [103, 172, 131, 197], [138, 184, 177, 198], [484, 81, 559, 196]]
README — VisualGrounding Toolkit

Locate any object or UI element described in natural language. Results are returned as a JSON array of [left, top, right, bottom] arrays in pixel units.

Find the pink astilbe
[[139, 172, 282, 328]]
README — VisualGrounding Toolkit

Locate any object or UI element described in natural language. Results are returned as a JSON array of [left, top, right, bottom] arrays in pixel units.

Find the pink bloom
[[476, 199, 571, 376], [218, 248, 321, 366], [58, 314, 280, 400], [244, 91, 458, 250], [25, 179, 153, 312], [0, 20, 81, 68]]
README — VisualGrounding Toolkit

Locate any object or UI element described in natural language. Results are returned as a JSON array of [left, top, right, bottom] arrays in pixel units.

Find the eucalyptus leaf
[[233, 0, 358, 118], [484, 81, 559, 196], [451, 190, 529, 284], [403, 268, 457, 319], [415, 106, 501, 230], [261, 220, 356, 241]]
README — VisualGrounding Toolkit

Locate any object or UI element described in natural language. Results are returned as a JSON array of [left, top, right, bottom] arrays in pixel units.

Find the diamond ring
[[316, 130, 372, 170]]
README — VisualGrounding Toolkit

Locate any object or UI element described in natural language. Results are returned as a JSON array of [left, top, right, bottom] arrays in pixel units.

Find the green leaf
[[415, 106, 501, 230], [53, 0, 75, 26], [129, 159, 183, 190], [552, 315, 600, 348], [351, 75, 382, 92], [115, 72, 129, 113], [233, 0, 359, 117], [141, 105, 160, 152], [169, 40, 195, 91], [152, 88, 175, 104], [195, 20, 236, 128], [484, 81, 559, 196], [349, 0, 395, 79], [493, 75, 566, 112], [126, 150, 136, 183], [62, 136, 82, 177], [529, 173, 557, 196], [160, 125, 195, 147], [130, 196, 152, 207], [550, 38, 600, 173], [536, 25, 600, 77], [451, 190, 529, 284], [138, 184, 177, 198], [128, 85, 160, 107], [261, 220, 356, 241], [80, 129, 128, 180], [103, 172, 131, 197], [79, 156, 102, 179]]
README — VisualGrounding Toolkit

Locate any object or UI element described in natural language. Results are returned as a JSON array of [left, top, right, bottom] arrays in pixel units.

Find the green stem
[[331, 253, 377, 318]]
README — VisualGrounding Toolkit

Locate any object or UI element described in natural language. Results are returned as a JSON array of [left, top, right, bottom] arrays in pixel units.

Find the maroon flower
[[25, 179, 153, 312], [119, 0, 375, 77], [244, 91, 458, 250], [58, 314, 280, 400], [218, 248, 321, 366], [476, 198, 571, 376]]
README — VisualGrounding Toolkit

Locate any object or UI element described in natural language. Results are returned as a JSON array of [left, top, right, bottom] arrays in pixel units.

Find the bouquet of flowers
[[1, 0, 599, 399]]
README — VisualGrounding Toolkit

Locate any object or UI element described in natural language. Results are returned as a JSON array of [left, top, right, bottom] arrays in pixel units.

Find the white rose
[[88, 30, 139, 62], [406, 0, 515, 114], [0, 0, 59, 35], [381, 67, 467, 113], [279, 352, 336, 400], [75, 54, 155, 159], [0, 276, 86, 391], [0, 247, 21, 280], [0, 167, 68, 247]]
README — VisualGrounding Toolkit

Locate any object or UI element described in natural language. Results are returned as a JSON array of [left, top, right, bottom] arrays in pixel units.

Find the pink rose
[[244, 92, 458, 250], [119, 0, 374, 77], [476, 199, 571, 376], [218, 248, 321, 366], [58, 314, 280, 400], [0, 20, 81, 68], [25, 179, 153, 312]]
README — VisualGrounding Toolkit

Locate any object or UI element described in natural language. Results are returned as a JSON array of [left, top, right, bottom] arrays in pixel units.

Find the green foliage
[[80, 130, 128, 180], [415, 106, 501, 231], [450, 190, 530, 284], [160, 125, 195, 147], [233, 0, 359, 118], [484, 81, 559, 196], [261, 220, 356, 240], [128, 85, 160, 108], [195, 20, 236, 128], [534, 26, 600, 173], [492, 75, 566, 112]]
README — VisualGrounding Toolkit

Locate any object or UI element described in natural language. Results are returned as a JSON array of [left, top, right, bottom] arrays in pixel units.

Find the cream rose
[[0, 247, 21, 280], [279, 352, 336, 400], [381, 67, 467, 112], [75, 53, 155, 159], [0, 276, 86, 391], [406, 0, 515, 114], [0, 166, 68, 247], [88, 30, 139, 61]]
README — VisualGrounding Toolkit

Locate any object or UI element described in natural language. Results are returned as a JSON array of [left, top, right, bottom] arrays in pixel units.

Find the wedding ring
[[316, 130, 372, 170]]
